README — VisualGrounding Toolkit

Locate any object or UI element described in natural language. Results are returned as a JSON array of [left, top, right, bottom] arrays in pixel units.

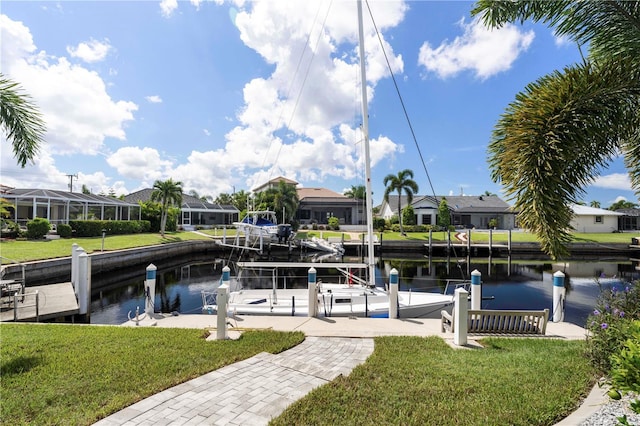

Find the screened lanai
[[1, 188, 141, 227]]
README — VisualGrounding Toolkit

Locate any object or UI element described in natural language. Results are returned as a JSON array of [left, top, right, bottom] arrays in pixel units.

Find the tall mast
[[357, 0, 376, 287]]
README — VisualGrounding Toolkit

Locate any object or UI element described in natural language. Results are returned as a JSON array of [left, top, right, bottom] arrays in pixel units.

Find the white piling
[[72, 245, 84, 297], [71, 243, 79, 291], [217, 266, 230, 340], [77, 252, 91, 318], [453, 287, 469, 346], [389, 268, 399, 319], [145, 264, 157, 316], [471, 269, 482, 310], [307, 267, 317, 318], [553, 271, 565, 322]]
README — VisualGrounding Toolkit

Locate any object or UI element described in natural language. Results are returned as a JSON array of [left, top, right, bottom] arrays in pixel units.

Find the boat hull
[[206, 286, 453, 319]]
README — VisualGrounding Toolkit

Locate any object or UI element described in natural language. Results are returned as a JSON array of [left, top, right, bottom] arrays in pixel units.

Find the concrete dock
[[0, 282, 78, 322]]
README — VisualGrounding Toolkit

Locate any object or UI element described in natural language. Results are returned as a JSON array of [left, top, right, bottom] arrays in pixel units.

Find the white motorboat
[[233, 210, 279, 242]]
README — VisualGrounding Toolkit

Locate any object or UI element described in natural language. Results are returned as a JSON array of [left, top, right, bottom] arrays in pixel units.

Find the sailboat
[[204, 0, 460, 318]]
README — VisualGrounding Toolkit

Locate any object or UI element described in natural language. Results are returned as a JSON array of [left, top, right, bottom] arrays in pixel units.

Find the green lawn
[[0, 231, 210, 263], [0, 324, 594, 426], [273, 336, 594, 426], [1, 324, 304, 425]]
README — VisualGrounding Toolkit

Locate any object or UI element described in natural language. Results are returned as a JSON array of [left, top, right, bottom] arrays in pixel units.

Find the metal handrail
[[13, 290, 39, 322], [1, 256, 26, 298]]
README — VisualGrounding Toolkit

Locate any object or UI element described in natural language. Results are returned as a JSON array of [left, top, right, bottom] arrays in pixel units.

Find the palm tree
[[1, 73, 46, 167], [344, 185, 367, 225], [344, 185, 366, 200], [262, 181, 299, 224], [151, 178, 183, 237], [589, 200, 601, 209], [383, 169, 419, 235], [608, 199, 638, 211], [471, 1, 640, 260]]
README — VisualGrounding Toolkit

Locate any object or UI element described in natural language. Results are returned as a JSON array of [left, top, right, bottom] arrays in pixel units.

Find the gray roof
[[124, 189, 238, 213], [384, 194, 513, 214], [1, 187, 139, 207]]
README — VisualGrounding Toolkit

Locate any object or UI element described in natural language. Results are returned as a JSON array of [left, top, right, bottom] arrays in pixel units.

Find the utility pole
[[67, 173, 78, 192]]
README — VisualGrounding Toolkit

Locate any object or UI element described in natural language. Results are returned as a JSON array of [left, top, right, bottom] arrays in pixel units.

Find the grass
[[1, 228, 636, 264], [272, 336, 595, 426], [0, 324, 304, 425], [0, 231, 210, 263], [1, 325, 594, 426]]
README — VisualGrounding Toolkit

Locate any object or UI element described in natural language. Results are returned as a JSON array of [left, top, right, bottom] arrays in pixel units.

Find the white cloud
[[66, 38, 112, 63], [145, 95, 162, 103], [220, 1, 406, 190], [592, 173, 633, 191], [159, 0, 178, 18], [106, 147, 172, 182], [418, 16, 534, 80], [77, 171, 129, 196], [1, 14, 138, 157], [554, 34, 572, 47], [0, 147, 68, 190]]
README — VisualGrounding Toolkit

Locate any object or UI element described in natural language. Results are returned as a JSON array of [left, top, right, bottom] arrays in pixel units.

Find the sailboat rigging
[[202, 0, 463, 318]]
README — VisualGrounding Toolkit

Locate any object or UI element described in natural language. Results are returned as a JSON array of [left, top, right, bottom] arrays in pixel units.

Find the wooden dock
[[1, 282, 78, 322]]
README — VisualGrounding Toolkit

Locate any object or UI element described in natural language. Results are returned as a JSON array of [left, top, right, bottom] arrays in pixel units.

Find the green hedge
[[69, 220, 151, 237], [56, 224, 73, 238]]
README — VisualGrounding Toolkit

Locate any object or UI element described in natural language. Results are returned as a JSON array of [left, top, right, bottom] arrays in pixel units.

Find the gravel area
[[580, 393, 639, 425]]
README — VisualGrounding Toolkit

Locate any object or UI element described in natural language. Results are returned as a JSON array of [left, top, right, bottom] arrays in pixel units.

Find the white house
[[570, 204, 622, 233]]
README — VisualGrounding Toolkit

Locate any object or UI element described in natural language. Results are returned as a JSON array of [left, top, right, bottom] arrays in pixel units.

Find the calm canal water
[[90, 255, 640, 326]]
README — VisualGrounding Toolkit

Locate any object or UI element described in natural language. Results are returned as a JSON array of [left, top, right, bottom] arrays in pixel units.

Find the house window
[[421, 215, 432, 225], [595, 215, 603, 224]]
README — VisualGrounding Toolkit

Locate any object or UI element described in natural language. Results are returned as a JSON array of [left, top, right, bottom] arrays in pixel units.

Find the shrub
[[373, 217, 386, 231], [585, 281, 640, 374], [57, 224, 73, 238], [609, 320, 640, 424], [70, 220, 151, 237], [328, 217, 340, 230], [0, 220, 21, 239], [26, 217, 50, 239]]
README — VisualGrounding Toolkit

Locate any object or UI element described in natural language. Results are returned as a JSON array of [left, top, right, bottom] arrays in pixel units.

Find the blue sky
[[1, 0, 636, 207]]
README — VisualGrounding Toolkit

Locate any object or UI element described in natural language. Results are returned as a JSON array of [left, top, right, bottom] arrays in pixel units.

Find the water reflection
[[90, 256, 638, 327]]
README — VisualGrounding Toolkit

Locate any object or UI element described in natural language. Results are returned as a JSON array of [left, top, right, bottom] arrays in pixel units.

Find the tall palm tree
[[151, 178, 183, 237], [1, 73, 46, 167], [262, 181, 299, 224], [589, 200, 601, 209], [383, 169, 419, 235], [471, 0, 640, 259]]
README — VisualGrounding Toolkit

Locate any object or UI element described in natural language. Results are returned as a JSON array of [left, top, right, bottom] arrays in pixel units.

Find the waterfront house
[[296, 187, 363, 226], [124, 189, 239, 228], [379, 194, 516, 229], [570, 204, 622, 233], [250, 176, 363, 226]]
